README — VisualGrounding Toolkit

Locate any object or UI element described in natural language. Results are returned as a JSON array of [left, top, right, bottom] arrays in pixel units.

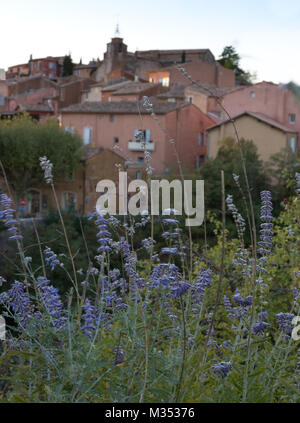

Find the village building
[[207, 111, 298, 161], [220, 81, 300, 150], [0, 147, 145, 217], [6, 55, 64, 79], [59, 101, 215, 175]]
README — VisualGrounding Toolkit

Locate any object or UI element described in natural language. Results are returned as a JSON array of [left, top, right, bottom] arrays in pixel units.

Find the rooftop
[[207, 111, 298, 133], [60, 100, 190, 115]]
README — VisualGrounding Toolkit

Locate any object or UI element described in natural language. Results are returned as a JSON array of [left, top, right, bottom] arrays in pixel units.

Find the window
[[134, 129, 151, 143], [136, 170, 142, 179], [289, 136, 296, 152], [76, 70, 81, 76], [61, 192, 77, 211], [114, 137, 119, 144], [109, 114, 114, 122], [49, 73, 54, 79], [0, 94, 2, 105], [197, 132, 204, 146], [250, 91, 256, 98], [138, 157, 144, 162], [162, 77, 170, 87], [188, 96, 193, 104], [49, 62, 56, 69], [37, 61, 41, 70], [289, 113, 296, 124], [196, 155, 205, 169], [65, 127, 74, 134], [167, 98, 176, 102], [83, 127, 92, 145]]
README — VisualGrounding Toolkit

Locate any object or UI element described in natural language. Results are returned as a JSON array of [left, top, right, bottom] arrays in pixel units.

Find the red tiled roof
[[60, 100, 190, 115], [207, 111, 297, 133]]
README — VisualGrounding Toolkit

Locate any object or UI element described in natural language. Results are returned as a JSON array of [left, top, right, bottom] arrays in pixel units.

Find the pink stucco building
[[60, 101, 215, 175], [221, 81, 300, 150]]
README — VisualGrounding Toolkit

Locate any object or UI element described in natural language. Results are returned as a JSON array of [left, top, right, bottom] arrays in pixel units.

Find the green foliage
[[197, 137, 270, 243], [0, 114, 82, 197], [218, 45, 255, 85], [62, 54, 74, 77]]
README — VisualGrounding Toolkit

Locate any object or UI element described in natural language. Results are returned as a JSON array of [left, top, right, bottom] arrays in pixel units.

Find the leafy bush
[[0, 162, 299, 403]]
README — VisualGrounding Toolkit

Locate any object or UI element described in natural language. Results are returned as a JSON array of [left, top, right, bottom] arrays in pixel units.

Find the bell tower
[[103, 25, 128, 76]]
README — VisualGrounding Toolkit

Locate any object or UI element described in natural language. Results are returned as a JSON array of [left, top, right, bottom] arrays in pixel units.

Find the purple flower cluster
[[2, 281, 31, 326], [258, 191, 273, 256], [211, 361, 232, 379], [81, 298, 100, 339], [95, 214, 112, 254], [191, 269, 212, 313], [120, 237, 144, 289], [223, 290, 252, 321], [37, 276, 67, 332], [252, 312, 270, 336], [0, 194, 23, 241], [44, 246, 61, 271], [233, 290, 253, 307], [276, 312, 295, 339]]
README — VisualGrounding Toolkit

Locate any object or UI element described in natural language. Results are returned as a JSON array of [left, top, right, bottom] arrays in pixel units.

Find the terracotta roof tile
[[60, 101, 189, 115]]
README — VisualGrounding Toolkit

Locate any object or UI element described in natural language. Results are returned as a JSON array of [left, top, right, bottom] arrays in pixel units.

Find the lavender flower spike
[[44, 246, 61, 270], [39, 156, 53, 184], [0, 194, 23, 241], [212, 361, 232, 379], [258, 190, 273, 256]]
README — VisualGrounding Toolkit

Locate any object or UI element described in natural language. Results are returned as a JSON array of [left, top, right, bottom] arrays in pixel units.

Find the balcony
[[128, 140, 155, 151]]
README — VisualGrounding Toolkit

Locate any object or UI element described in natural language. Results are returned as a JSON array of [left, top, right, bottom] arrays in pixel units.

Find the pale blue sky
[[1, 0, 300, 83]]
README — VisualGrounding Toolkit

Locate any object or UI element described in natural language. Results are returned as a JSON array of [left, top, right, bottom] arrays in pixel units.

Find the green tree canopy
[[0, 114, 82, 199], [62, 54, 74, 76], [218, 46, 255, 86], [197, 137, 270, 242]]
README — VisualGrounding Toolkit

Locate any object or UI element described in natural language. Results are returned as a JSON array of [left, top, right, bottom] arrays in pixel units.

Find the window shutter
[[145, 129, 151, 142]]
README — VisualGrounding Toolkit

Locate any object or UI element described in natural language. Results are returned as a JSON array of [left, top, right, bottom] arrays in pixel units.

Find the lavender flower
[[212, 361, 232, 379], [44, 246, 61, 270], [226, 194, 246, 243], [233, 290, 253, 307], [142, 96, 153, 112], [37, 277, 67, 331], [0, 281, 31, 326], [191, 269, 212, 312], [161, 247, 178, 255], [81, 298, 100, 339], [39, 156, 53, 184], [276, 312, 295, 338], [95, 214, 112, 254], [0, 194, 23, 241], [258, 191, 273, 256], [252, 311, 270, 336], [113, 346, 125, 366]]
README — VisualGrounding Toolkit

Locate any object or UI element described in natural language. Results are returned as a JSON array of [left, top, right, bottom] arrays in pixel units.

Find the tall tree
[[62, 54, 74, 76], [0, 114, 82, 201], [218, 46, 255, 86]]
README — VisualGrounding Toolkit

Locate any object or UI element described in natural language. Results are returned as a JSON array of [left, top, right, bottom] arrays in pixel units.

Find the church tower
[[103, 25, 128, 76]]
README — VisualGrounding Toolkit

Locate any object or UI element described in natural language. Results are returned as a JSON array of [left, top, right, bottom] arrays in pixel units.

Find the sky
[[1, 0, 300, 84]]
